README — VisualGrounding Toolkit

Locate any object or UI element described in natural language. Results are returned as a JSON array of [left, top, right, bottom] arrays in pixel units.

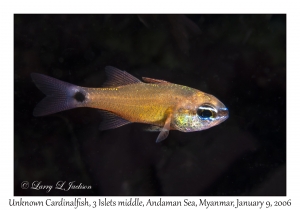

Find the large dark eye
[[197, 105, 216, 120], [198, 109, 213, 118]]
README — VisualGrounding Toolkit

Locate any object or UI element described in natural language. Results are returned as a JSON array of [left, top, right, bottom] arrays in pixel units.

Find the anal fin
[[98, 110, 131, 130]]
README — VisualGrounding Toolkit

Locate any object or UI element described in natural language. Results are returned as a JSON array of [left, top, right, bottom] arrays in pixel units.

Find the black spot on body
[[74, 92, 85, 102]]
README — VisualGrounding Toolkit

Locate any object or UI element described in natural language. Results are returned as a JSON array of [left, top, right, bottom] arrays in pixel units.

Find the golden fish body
[[87, 83, 194, 125], [32, 66, 228, 142]]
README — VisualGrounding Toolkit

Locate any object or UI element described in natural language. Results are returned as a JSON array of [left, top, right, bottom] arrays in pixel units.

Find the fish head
[[172, 92, 229, 132]]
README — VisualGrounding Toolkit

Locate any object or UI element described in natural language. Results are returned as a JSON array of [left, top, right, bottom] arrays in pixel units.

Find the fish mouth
[[218, 107, 229, 122]]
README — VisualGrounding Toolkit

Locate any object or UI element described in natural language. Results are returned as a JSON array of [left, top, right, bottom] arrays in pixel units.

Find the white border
[[1, 0, 297, 209]]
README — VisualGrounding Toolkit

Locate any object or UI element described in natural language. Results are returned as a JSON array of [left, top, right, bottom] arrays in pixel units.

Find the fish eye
[[197, 105, 216, 120]]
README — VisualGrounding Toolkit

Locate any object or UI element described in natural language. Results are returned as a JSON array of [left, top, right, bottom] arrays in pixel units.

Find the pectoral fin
[[156, 128, 169, 143], [156, 116, 172, 143]]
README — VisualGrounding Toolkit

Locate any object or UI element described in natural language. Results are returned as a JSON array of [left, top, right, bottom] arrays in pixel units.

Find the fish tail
[[31, 73, 87, 116]]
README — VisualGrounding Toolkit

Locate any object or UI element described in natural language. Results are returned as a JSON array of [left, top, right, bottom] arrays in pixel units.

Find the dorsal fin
[[142, 77, 170, 84], [103, 66, 142, 87]]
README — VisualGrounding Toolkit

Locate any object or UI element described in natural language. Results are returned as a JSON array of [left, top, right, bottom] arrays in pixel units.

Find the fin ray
[[99, 110, 131, 130], [142, 77, 170, 84], [156, 128, 169, 143], [156, 115, 172, 143], [143, 125, 162, 132], [103, 66, 142, 87], [31, 73, 83, 116]]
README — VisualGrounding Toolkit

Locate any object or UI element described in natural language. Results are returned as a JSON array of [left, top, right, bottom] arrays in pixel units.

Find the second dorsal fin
[[103, 66, 142, 87], [142, 77, 170, 84]]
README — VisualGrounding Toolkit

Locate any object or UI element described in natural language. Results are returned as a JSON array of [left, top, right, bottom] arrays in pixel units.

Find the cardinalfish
[[31, 66, 229, 142]]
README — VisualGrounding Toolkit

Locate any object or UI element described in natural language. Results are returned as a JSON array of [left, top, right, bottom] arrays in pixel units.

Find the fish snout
[[218, 107, 229, 122]]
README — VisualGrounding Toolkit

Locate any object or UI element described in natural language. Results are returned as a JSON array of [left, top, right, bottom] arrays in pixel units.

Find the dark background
[[14, 14, 286, 196]]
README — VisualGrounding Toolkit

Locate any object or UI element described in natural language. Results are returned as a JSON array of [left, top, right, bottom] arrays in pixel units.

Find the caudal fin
[[31, 73, 87, 116]]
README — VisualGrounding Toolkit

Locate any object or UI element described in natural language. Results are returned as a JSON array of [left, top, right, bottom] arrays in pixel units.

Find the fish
[[31, 66, 229, 143]]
